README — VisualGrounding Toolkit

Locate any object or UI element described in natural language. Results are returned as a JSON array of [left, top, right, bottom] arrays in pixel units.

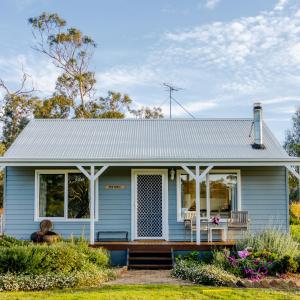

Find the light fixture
[[170, 168, 175, 181]]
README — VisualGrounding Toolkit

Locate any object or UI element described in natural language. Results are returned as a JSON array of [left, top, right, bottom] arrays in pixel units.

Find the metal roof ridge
[[32, 118, 254, 122]]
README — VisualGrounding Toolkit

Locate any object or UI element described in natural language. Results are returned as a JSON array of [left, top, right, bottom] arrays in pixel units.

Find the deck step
[[128, 264, 172, 270], [129, 257, 172, 261], [127, 249, 173, 270]]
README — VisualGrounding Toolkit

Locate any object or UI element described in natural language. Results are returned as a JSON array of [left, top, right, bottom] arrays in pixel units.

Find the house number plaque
[[104, 184, 126, 190]]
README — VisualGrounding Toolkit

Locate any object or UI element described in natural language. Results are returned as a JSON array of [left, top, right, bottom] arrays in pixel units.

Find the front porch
[[91, 240, 236, 251]]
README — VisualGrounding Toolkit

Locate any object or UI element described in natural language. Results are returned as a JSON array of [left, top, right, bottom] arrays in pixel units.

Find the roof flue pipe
[[252, 102, 265, 149]]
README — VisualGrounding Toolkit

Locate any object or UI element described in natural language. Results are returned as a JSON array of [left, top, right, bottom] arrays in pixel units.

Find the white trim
[[34, 169, 99, 222], [176, 169, 242, 222], [1, 160, 300, 168], [131, 169, 169, 241]]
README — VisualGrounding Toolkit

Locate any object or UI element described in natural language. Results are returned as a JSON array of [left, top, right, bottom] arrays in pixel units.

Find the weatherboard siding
[[4, 166, 288, 240]]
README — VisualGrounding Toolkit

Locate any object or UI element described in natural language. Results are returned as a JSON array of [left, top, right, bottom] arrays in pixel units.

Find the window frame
[[176, 169, 241, 222], [35, 169, 99, 222]]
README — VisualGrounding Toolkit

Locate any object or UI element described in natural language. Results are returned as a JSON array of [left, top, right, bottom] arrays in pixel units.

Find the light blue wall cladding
[[4, 166, 288, 241], [168, 166, 289, 241]]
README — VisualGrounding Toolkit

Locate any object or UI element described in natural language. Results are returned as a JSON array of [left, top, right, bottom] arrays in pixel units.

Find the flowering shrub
[[0, 268, 115, 291], [172, 259, 239, 287]]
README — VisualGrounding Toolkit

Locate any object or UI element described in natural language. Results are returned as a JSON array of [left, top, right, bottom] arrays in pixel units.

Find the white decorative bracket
[[286, 165, 300, 181], [76, 165, 109, 244], [180, 164, 214, 245]]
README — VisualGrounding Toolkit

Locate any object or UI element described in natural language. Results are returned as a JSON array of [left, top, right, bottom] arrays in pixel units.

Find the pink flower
[[238, 249, 250, 259], [211, 216, 220, 225]]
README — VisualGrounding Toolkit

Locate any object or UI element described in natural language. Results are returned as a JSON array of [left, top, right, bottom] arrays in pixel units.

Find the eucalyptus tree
[[29, 13, 96, 112]]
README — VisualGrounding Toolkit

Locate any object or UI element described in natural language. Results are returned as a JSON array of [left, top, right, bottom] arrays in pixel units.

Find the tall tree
[[0, 72, 35, 148], [33, 94, 73, 119], [284, 107, 300, 202], [130, 106, 163, 119], [29, 12, 163, 120], [29, 13, 96, 111]]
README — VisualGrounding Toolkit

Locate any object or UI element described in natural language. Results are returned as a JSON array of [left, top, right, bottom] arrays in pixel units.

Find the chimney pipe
[[252, 102, 265, 149]]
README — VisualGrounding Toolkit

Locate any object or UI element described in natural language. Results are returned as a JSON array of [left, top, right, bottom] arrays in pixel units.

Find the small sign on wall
[[104, 184, 126, 190]]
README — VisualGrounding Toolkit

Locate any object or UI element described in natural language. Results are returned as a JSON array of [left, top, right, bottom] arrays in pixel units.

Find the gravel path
[[106, 269, 192, 285]]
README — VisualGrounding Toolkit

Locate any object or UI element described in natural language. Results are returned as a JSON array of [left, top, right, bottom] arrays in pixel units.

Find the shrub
[[0, 236, 30, 247], [273, 255, 299, 274], [291, 225, 300, 242], [237, 230, 299, 259], [0, 268, 115, 291], [76, 242, 110, 268], [172, 259, 239, 287], [0, 241, 111, 275]]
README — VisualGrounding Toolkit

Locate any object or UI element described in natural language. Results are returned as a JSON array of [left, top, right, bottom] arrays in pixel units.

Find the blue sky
[[0, 0, 300, 142]]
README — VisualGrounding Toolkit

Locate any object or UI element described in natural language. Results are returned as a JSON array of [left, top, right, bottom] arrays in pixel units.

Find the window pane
[[210, 174, 237, 218], [39, 174, 65, 217], [68, 173, 90, 219], [180, 174, 207, 219]]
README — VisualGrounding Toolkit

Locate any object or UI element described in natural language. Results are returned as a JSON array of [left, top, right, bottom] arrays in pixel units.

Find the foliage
[[290, 203, 300, 225], [1, 94, 34, 149], [284, 107, 300, 157], [274, 255, 299, 274], [0, 268, 115, 291], [290, 224, 300, 242], [1, 285, 300, 300], [172, 259, 239, 287], [130, 106, 164, 119], [284, 107, 300, 202], [0, 240, 110, 275], [0, 236, 30, 248], [33, 95, 73, 119], [237, 230, 299, 259], [29, 12, 96, 108], [74, 91, 132, 119]]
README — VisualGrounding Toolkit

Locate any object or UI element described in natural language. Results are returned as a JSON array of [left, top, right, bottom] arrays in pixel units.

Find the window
[[177, 170, 240, 221], [35, 170, 98, 221]]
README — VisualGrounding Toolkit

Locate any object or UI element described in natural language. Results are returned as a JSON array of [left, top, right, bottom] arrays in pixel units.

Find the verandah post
[[90, 166, 95, 245], [77, 164, 109, 245], [195, 165, 201, 245]]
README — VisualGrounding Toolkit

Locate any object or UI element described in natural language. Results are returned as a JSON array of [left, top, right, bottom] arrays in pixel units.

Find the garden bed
[[0, 235, 116, 291], [172, 230, 300, 288]]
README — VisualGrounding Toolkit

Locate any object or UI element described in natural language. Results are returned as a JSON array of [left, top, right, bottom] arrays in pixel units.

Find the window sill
[[34, 218, 98, 223]]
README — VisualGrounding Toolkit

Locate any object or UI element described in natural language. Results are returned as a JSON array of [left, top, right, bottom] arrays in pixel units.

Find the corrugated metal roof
[[3, 119, 289, 161]]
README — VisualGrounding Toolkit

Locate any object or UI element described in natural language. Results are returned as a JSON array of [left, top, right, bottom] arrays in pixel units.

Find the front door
[[132, 170, 168, 240]]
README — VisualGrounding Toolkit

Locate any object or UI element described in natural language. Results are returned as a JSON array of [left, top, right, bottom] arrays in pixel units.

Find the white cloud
[[274, 0, 289, 11], [205, 0, 220, 10], [97, 66, 157, 91], [257, 96, 300, 105]]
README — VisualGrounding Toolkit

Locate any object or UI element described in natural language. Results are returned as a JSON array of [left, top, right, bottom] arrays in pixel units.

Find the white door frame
[[131, 169, 169, 241]]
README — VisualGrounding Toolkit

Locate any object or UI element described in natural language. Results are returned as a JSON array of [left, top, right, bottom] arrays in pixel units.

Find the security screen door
[[133, 170, 167, 240]]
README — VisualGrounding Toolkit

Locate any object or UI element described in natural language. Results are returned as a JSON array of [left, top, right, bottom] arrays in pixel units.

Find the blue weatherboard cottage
[[0, 103, 299, 267]]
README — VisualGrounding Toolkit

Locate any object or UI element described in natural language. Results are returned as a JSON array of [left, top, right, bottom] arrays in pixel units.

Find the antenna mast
[[163, 83, 181, 119]]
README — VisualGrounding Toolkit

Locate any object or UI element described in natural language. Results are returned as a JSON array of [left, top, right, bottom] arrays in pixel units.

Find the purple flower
[[211, 216, 220, 225], [238, 249, 250, 259]]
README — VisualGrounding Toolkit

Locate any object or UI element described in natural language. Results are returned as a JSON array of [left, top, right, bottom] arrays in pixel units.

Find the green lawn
[[1, 285, 300, 300]]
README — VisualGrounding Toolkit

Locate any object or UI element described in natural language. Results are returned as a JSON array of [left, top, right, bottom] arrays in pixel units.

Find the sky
[[0, 0, 300, 142]]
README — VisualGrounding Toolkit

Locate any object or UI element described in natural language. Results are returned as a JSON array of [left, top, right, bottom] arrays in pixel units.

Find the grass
[[291, 224, 300, 243], [0, 285, 300, 300]]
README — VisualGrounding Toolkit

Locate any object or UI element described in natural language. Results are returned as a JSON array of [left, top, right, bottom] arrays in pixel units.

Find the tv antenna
[[163, 83, 195, 119], [163, 83, 182, 119]]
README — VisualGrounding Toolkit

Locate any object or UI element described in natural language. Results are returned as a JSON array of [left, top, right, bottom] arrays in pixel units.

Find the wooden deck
[[91, 240, 236, 251]]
